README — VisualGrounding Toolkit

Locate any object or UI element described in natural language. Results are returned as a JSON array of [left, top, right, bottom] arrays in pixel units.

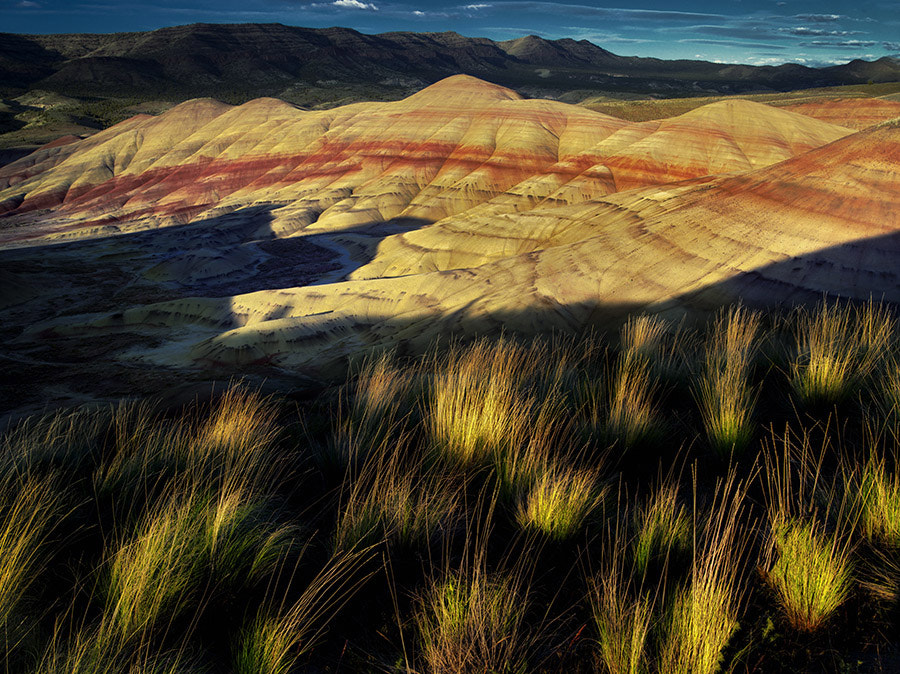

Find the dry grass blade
[[234, 548, 372, 674]]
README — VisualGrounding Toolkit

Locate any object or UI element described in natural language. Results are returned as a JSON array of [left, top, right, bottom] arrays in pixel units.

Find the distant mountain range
[[2, 23, 900, 101]]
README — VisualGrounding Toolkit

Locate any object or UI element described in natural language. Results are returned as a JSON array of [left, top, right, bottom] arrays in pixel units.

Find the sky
[[2, 0, 899, 67]]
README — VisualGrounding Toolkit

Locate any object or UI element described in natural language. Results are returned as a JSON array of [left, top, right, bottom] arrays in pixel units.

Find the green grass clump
[[765, 518, 853, 631], [418, 569, 527, 674], [633, 486, 692, 577], [696, 306, 760, 456], [516, 466, 601, 540], [428, 339, 535, 467], [791, 300, 893, 406]]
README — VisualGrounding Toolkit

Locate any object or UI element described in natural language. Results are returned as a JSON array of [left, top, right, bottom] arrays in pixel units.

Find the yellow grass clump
[[792, 300, 893, 405], [765, 518, 853, 631], [516, 466, 602, 540], [428, 339, 536, 467], [417, 568, 527, 674], [660, 473, 749, 674], [696, 306, 760, 456]]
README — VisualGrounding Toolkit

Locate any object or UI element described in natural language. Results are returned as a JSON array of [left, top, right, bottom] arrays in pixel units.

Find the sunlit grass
[[762, 428, 855, 632], [334, 448, 459, 551], [792, 300, 893, 406], [428, 339, 535, 467], [660, 473, 748, 674], [105, 485, 294, 641], [607, 350, 659, 447], [6, 302, 900, 671], [417, 568, 527, 674], [696, 306, 760, 456], [765, 518, 853, 631], [328, 351, 416, 468], [852, 454, 900, 547], [516, 465, 601, 540], [0, 477, 62, 656], [590, 516, 656, 674], [234, 549, 370, 674], [633, 485, 692, 578]]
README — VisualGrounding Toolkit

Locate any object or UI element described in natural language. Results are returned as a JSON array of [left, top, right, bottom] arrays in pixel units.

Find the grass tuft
[[633, 485, 692, 578], [792, 300, 893, 406], [765, 518, 853, 631], [696, 306, 760, 456], [418, 569, 527, 674], [516, 466, 601, 540], [428, 339, 535, 467]]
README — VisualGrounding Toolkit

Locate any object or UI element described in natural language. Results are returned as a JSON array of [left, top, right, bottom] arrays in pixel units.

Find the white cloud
[[16, 1, 40, 7], [465, 3, 491, 9], [332, 0, 378, 10], [413, 9, 425, 15]]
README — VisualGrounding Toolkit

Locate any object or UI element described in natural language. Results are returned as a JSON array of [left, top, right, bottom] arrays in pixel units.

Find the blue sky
[[2, 0, 898, 67]]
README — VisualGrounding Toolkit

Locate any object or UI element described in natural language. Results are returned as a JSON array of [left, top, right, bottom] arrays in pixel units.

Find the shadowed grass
[[234, 549, 371, 674]]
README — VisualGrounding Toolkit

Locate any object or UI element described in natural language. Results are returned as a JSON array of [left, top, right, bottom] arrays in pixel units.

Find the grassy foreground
[[5, 301, 900, 672]]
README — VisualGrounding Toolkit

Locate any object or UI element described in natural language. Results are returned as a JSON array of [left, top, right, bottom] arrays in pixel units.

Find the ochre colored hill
[[1, 75, 896, 386], [783, 97, 900, 130]]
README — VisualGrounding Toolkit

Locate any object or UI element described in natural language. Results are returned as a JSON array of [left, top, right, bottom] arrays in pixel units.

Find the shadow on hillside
[[2, 223, 900, 419], [0, 203, 433, 318]]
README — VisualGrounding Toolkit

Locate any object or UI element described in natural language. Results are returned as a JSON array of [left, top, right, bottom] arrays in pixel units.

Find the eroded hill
[[0, 75, 898, 415]]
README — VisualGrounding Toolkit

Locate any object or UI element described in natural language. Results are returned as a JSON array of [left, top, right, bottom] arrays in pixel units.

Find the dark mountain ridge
[[2, 22, 899, 100]]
